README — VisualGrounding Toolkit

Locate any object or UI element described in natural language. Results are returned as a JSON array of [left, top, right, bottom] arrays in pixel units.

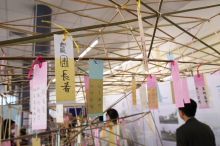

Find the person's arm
[[176, 129, 188, 146]]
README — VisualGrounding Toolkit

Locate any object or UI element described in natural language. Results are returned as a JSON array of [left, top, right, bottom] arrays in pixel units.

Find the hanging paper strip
[[139, 84, 148, 109], [132, 77, 136, 105], [29, 79, 33, 133], [32, 138, 41, 146], [137, 9, 148, 71], [121, 118, 126, 138], [32, 62, 47, 130], [95, 128, 99, 146], [147, 76, 158, 109], [54, 35, 75, 103], [170, 81, 175, 104], [116, 124, 120, 144], [203, 75, 210, 102], [1, 141, 11, 146], [102, 126, 106, 138], [181, 78, 190, 103], [82, 142, 86, 146], [56, 104, 63, 123], [156, 47, 161, 66], [171, 61, 184, 107], [157, 83, 162, 102], [88, 59, 103, 116], [194, 75, 209, 108], [148, 114, 154, 133], [84, 75, 89, 106], [109, 127, 115, 146], [167, 53, 174, 68]]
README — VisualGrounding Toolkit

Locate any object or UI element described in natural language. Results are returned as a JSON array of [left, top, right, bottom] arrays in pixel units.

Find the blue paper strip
[[167, 53, 174, 68], [89, 59, 103, 79]]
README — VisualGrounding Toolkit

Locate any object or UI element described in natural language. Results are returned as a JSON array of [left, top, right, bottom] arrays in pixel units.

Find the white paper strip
[[56, 104, 64, 123]]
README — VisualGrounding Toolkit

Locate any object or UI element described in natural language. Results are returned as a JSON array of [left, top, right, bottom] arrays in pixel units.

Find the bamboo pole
[[161, 16, 220, 55], [71, 0, 153, 14], [162, 3, 220, 15], [0, 14, 157, 46], [146, 0, 164, 58], [0, 56, 220, 66]]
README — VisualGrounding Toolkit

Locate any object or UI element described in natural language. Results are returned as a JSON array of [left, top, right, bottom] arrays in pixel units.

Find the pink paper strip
[[194, 75, 209, 109], [64, 115, 69, 121], [147, 75, 158, 109], [194, 74, 205, 86], [84, 75, 89, 90], [117, 140, 120, 145], [32, 62, 47, 130], [147, 76, 157, 87], [82, 142, 86, 146], [171, 61, 184, 107], [95, 128, 99, 146], [1, 141, 11, 146], [182, 78, 190, 103], [15, 124, 18, 136]]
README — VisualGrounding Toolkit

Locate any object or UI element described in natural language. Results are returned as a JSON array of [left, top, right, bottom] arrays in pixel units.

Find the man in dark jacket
[[176, 99, 216, 146]]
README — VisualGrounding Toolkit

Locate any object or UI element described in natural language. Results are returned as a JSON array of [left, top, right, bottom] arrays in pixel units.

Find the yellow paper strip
[[54, 35, 75, 103], [88, 79, 103, 115], [32, 138, 41, 146], [132, 77, 137, 105], [170, 81, 175, 104], [102, 127, 106, 138], [109, 127, 115, 146], [148, 114, 154, 133], [148, 87, 158, 109]]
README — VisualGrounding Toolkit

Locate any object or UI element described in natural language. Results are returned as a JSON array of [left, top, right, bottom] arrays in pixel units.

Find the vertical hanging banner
[[147, 76, 158, 109], [54, 35, 75, 103], [171, 61, 184, 107], [181, 78, 190, 103], [88, 59, 103, 116], [139, 84, 148, 109], [194, 75, 209, 108], [56, 104, 63, 123], [137, 8, 148, 71], [32, 62, 47, 130], [84, 75, 89, 106], [132, 77, 136, 105]]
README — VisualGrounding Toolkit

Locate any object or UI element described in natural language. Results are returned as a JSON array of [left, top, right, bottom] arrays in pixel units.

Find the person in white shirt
[[99, 109, 135, 146]]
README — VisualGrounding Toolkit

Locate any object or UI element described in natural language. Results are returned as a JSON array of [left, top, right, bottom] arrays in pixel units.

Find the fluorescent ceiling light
[[162, 76, 172, 81], [103, 54, 142, 75], [79, 40, 98, 58]]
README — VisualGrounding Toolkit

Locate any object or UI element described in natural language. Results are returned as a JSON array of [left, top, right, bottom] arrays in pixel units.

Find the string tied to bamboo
[[42, 20, 80, 53]]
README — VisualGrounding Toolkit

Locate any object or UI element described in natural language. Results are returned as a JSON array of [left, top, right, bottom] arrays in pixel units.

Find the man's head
[[107, 108, 119, 124], [178, 99, 197, 121]]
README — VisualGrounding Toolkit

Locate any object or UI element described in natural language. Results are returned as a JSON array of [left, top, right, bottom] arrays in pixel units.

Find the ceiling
[[0, 0, 220, 103]]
